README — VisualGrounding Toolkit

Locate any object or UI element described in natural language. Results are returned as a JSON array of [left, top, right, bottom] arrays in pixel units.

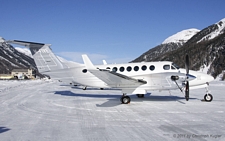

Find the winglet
[[82, 54, 95, 69], [103, 60, 107, 65]]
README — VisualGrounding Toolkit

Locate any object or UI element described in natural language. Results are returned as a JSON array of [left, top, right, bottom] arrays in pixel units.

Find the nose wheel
[[202, 83, 213, 102], [204, 94, 213, 102]]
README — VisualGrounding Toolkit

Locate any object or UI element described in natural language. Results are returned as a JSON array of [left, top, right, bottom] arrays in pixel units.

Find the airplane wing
[[82, 55, 147, 88]]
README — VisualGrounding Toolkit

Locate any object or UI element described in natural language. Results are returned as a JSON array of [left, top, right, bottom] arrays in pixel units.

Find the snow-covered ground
[[0, 80, 224, 140]]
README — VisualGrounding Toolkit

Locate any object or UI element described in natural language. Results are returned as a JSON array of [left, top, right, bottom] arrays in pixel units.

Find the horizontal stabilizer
[[7, 40, 48, 47]]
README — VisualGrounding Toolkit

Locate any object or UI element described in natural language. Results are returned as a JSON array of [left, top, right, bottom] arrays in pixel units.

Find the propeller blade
[[185, 54, 189, 75], [185, 81, 189, 101]]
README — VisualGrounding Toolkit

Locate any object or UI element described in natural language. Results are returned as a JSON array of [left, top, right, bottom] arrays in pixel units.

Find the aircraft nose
[[203, 74, 214, 82], [187, 74, 196, 80], [207, 74, 214, 82]]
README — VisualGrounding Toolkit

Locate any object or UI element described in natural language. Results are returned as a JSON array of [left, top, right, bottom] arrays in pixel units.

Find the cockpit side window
[[172, 63, 180, 69], [163, 65, 170, 70], [171, 65, 176, 70]]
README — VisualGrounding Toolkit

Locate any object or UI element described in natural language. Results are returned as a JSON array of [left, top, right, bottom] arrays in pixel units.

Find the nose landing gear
[[204, 94, 213, 102], [202, 83, 213, 102]]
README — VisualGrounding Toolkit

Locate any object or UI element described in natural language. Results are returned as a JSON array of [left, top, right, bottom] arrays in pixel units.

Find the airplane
[[7, 40, 214, 104]]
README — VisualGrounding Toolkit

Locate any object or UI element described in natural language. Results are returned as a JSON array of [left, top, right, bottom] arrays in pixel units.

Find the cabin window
[[134, 66, 139, 71], [112, 67, 118, 72], [119, 67, 125, 72], [149, 65, 155, 71], [127, 66, 132, 72], [163, 65, 170, 70], [142, 65, 147, 71], [82, 69, 87, 73]]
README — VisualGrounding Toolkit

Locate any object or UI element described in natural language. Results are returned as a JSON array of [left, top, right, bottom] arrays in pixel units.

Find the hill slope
[[0, 37, 36, 74], [132, 18, 225, 79]]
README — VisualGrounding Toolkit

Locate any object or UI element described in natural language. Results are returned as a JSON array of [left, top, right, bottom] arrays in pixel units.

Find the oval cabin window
[[127, 66, 132, 72], [134, 66, 139, 71], [149, 65, 155, 71], [163, 65, 170, 70], [82, 69, 87, 73], [112, 67, 118, 72], [141, 65, 147, 71], [120, 67, 125, 72]]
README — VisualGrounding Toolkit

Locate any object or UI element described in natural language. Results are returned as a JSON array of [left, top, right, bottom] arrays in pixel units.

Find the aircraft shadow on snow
[[0, 127, 10, 134], [54, 90, 196, 107]]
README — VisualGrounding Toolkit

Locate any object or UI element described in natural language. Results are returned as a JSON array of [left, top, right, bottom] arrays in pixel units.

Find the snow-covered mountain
[[15, 47, 33, 58], [197, 18, 225, 43], [162, 28, 200, 44], [0, 37, 36, 74], [15, 46, 81, 67], [132, 28, 200, 62], [0, 38, 80, 75], [133, 18, 225, 80]]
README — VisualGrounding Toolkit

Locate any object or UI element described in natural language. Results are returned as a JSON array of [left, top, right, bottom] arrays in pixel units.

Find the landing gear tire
[[204, 94, 213, 102], [136, 94, 144, 98], [121, 96, 131, 104], [82, 86, 87, 90]]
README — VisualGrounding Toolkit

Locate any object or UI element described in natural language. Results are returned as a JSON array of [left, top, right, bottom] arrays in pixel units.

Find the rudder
[[7, 40, 67, 73]]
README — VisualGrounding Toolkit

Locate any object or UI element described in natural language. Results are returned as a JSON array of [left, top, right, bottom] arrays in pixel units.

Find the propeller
[[185, 54, 189, 75], [185, 81, 189, 101], [185, 54, 190, 101]]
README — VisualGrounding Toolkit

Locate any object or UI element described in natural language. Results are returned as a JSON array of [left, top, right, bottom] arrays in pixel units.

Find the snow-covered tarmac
[[0, 80, 224, 141]]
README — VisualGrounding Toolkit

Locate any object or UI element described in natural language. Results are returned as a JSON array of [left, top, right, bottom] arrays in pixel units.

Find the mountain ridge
[[132, 18, 225, 80], [162, 28, 200, 44], [0, 37, 37, 74]]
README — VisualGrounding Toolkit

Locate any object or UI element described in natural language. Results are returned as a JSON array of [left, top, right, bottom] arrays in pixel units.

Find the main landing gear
[[120, 93, 131, 104], [120, 94, 145, 104], [82, 86, 87, 90]]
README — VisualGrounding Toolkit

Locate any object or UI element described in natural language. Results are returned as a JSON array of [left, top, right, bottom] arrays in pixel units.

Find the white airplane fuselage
[[45, 61, 214, 94]]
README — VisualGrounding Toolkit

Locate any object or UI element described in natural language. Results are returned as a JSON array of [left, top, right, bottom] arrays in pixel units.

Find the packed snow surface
[[162, 28, 200, 44], [0, 80, 224, 140]]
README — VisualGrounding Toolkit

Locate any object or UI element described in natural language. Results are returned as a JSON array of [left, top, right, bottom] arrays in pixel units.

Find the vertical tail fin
[[7, 40, 67, 73]]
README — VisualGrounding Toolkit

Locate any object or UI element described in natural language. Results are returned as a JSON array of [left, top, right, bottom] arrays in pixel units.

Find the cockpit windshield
[[172, 63, 180, 69]]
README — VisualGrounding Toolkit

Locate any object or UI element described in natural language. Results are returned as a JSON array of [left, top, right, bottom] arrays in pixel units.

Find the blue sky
[[1, 0, 225, 64]]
